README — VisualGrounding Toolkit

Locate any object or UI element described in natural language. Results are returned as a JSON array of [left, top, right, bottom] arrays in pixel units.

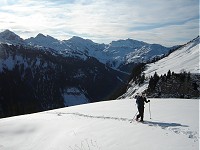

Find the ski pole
[[149, 101, 152, 119], [130, 111, 138, 123]]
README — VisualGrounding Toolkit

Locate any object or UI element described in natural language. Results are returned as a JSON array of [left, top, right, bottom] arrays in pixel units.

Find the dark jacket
[[136, 96, 149, 108]]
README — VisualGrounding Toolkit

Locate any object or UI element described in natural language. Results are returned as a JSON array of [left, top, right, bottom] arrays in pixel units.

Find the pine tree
[[167, 70, 171, 79], [153, 72, 160, 83], [148, 72, 160, 92]]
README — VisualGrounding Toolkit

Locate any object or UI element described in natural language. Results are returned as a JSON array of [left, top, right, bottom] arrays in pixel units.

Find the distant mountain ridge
[[0, 30, 171, 73]]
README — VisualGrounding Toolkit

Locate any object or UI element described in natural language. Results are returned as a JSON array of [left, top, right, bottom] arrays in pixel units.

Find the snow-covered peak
[[25, 33, 59, 46], [67, 36, 95, 46], [0, 29, 18, 39], [0, 29, 24, 45], [35, 33, 46, 38], [103, 39, 170, 68], [68, 36, 86, 41], [110, 38, 147, 48], [64, 36, 107, 59]]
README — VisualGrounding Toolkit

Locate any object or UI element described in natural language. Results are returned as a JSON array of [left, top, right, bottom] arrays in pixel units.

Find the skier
[[135, 92, 150, 122]]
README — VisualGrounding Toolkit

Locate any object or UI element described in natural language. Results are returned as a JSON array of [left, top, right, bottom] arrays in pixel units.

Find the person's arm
[[144, 97, 150, 103]]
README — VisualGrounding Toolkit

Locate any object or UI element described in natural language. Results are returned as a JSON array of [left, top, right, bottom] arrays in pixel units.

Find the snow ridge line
[[46, 112, 131, 122]]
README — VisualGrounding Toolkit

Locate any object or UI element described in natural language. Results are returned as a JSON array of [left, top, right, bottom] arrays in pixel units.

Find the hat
[[142, 92, 146, 96]]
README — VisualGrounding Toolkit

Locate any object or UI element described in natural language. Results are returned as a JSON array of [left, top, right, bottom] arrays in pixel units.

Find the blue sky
[[0, 0, 199, 46]]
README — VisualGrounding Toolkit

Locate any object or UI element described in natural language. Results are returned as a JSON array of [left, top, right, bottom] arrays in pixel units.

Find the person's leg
[[137, 107, 143, 120], [140, 107, 144, 121], [136, 107, 141, 120]]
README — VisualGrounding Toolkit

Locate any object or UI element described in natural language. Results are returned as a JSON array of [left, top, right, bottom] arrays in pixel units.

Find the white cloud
[[0, 0, 198, 46]]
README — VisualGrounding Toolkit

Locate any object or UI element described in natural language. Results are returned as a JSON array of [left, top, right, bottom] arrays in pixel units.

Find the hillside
[[0, 43, 128, 118], [144, 36, 199, 76], [0, 98, 198, 150], [119, 36, 199, 98]]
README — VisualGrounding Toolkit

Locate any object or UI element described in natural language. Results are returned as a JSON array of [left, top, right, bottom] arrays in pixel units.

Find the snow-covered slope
[[144, 36, 199, 76], [0, 98, 198, 150], [120, 36, 199, 98]]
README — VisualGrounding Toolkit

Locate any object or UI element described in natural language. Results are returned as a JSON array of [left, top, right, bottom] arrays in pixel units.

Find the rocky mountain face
[[0, 29, 25, 45]]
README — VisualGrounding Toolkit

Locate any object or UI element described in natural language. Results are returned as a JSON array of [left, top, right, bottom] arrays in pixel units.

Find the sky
[[0, 0, 199, 46]]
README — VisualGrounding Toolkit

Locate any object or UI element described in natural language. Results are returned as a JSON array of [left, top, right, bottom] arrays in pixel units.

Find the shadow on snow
[[143, 120, 189, 129]]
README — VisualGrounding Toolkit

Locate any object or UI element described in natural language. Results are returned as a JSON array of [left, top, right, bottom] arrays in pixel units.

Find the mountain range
[[0, 29, 172, 72], [0, 29, 197, 118]]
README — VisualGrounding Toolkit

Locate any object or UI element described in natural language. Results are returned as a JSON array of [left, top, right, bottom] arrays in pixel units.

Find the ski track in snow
[[46, 111, 199, 142], [46, 112, 131, 122]]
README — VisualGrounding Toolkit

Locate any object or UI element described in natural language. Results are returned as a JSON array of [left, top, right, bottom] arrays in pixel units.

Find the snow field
[[0, 98, 198, 150]]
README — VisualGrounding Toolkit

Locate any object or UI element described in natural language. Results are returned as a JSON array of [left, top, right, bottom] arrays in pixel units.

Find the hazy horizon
[[0, 0, 199, 47]]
